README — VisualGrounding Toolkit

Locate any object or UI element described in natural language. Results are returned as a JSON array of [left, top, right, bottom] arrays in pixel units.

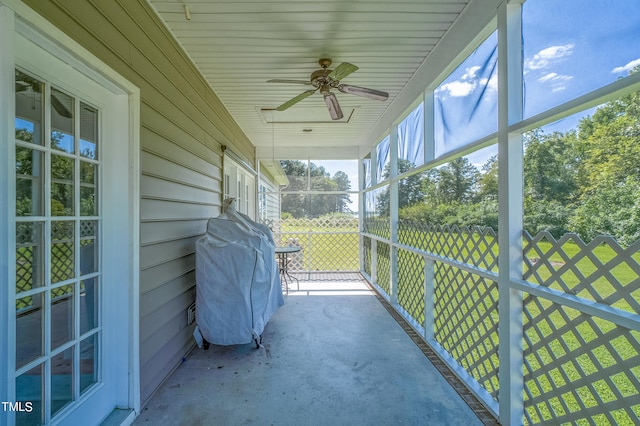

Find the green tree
[[520, 68, 640, 244], [523, 130, 578, 203], [308, 167, 337, 218], [279, 160, 353, 218], [376, 159, 425, 216], [570, 177, 640, 246], [436, 157, 479, 204], [568, 83, 640, 244], [280, 160, 307, 217], [522, 129, 578, 236], [332, 171, 352, 213], [476, 155, 498, 202]]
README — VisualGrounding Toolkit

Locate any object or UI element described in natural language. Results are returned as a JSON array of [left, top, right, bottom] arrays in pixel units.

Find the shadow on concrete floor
[[134, 280, 489, 426]]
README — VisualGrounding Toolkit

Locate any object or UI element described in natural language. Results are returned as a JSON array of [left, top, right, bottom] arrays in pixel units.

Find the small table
[[275, 246, 301, 294]]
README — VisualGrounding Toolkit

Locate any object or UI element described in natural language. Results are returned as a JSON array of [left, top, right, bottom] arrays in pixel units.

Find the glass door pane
[[50, 88, 74, 154], [14, 69, 101, 424]]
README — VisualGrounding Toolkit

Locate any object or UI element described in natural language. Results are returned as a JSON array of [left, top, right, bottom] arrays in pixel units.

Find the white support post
[[424, 259, 435, 340], [389, 125, 399, 305], [497, 2, 524, 425], [424, 89, 435, 164], [306, 231, 312, 272], [371, 238, 378, 285], [371, 146, 377, 187], [0, 5, 15, 416], [423, 88, 436, 340], [359, 158, 365, 273]]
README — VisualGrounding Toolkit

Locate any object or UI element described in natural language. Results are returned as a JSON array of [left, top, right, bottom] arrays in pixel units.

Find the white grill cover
[[195, 203, 284, 345]]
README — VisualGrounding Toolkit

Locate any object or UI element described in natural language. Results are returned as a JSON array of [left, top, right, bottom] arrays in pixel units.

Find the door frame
[[0, 1, 141, 424]]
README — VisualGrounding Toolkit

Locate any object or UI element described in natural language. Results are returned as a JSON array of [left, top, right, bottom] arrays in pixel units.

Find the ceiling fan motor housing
[[310, 68, 335, 91]]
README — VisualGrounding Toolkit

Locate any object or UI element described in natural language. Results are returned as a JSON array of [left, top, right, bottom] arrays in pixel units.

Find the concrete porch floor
[[134, 277, 490, 426]]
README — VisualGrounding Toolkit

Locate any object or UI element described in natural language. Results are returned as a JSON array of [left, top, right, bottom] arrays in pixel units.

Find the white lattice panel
[[399, 221, 499, 272], [524, 231, 640, 314], [268, 217, 359, 272]]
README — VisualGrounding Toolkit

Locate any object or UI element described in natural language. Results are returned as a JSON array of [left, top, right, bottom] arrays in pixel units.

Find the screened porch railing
[[266, 217, 359, 273], [363, 220, 640, 425]]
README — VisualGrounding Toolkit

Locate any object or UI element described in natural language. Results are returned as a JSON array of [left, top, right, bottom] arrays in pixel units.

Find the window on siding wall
[[434, 32, 498, 158], [523, 0, 640, 119], [224, 172, 231, 199], [224, 158, 255, 218], [397, 102, 425, 168]]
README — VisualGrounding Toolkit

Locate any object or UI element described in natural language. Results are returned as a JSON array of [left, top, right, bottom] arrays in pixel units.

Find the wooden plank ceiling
[[148, 0, 470, 158]]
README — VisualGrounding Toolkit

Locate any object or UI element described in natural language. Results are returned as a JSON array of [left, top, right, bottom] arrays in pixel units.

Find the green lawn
[[276, 219, 359, 271]]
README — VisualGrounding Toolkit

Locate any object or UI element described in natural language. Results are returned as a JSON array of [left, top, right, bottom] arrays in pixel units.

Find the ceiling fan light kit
[[268, 58, 389, 120]]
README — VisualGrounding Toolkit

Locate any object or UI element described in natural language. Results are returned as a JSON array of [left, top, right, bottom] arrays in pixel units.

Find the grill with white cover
[[195, 199, 284, 347]]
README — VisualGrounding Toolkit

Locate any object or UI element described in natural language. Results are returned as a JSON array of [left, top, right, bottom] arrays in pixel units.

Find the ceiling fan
[[16, 80, 72, 119], [267, 58, 389, 120]]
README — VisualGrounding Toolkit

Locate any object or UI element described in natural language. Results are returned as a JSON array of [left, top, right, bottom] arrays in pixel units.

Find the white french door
[[2, 5, 139, 426], [13, 67, 105, 425]]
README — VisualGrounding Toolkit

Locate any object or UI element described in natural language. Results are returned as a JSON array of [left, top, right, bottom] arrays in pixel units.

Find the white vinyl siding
[[20, 0, 256, 405]]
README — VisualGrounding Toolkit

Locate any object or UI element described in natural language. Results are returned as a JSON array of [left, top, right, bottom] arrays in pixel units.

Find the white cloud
[[436, 65, 498, 98], [612, 57, 640, 74], [525, 44, 574, 71], [438, 80, 477, 97], [462, 66, 481, 80], [538, 72, 573, 92], [538, 72, 573, 83], [538, 72, 557, 82]]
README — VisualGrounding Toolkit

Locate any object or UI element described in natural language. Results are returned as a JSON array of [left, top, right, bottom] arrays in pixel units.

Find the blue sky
[[430, 0, 640, 167], [522, 0, 640, 121], [434, 0, 640, 122], [360, 1, 640, 192]]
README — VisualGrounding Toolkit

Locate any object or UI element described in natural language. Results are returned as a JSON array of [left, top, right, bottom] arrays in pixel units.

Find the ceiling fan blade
[[276, 89, 317, 111], [267, 79, 312, 85], [328, 62, 359, 81], [323, 92, 343, 120], [16, 78, 71, 118], [337, 84, 389, 101], [51, 93, 73, 118], [15, 81, 31, 92]]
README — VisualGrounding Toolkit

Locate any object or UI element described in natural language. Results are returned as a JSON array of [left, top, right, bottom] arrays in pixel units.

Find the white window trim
[[0, 4, 16, 411], [223, 150, 257, 219]]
